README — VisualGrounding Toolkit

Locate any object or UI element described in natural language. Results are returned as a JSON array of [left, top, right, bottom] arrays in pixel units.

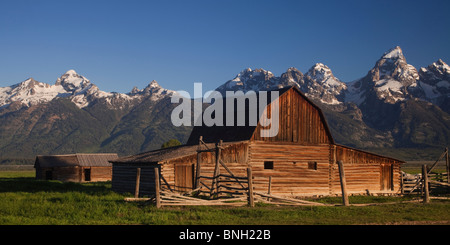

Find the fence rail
[[402, 171, 449, 196]]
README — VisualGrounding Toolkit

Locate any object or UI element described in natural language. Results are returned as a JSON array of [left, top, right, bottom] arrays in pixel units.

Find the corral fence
[[401, 147, 449, 201]]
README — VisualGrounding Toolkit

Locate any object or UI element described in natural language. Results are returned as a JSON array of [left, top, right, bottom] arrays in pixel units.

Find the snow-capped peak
[[0, 70, 176, 110], [64, 69, 78, 76], [148, 80, 161, 88], [306, 63, 339, 84], [346, 46, 421, 105], [235, 68, 274, 80], [214, 67, 279, 94], [427, 59, 450, 74], [56, 69, 91, 91], [381, 46, 404, 60], [301, 63, 347, 105], [305, 63, 346, 89], [373, 46, 419, 84], [0, 77, 68, 108]]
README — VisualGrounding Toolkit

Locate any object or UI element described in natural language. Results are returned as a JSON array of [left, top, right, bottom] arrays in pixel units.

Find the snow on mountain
[[382, 46, 403, 59], [1, 46, 448, 114], [56, 69, 91, 92], [345, 46, 421, 104], [0, 70, 175, 109], [0, 78, 68, 108], [418, 59, 450, 95], [127, 80, 176, 101], [216, 65, 347, 105], [302, 63, 347, 105], [416, 59, 450, 112], [216, 68, 280, 94]]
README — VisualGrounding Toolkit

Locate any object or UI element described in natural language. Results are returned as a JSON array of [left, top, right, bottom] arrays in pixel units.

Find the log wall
[[112, 144, 403, 198], [330, 145, 403, 195], [36, 166, 81, 182], [111, 163, 157, 196], [248, 142, 331, 197], [89, 167, 113, 182], [35, 166, 112, 182]]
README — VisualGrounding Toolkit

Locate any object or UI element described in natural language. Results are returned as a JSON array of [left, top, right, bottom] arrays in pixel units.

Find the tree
[[161, 139, 181, 149]]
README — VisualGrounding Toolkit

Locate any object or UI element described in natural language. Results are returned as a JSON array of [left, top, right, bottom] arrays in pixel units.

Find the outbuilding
[[35, 153, 118, 182]]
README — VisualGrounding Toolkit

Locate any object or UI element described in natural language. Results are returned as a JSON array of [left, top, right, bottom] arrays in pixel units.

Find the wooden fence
[[402, 148, 449, 197], [125, 165, 328, 207]]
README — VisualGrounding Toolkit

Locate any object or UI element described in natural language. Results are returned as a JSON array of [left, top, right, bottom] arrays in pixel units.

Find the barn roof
[[110, 141, 245, 164], [35, 153, 119, 168], [186, 86, 334, 145]]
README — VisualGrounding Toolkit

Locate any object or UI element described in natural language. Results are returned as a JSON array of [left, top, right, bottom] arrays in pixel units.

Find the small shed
[[34, 153, 118, 182], [111, 86, 405, 198]]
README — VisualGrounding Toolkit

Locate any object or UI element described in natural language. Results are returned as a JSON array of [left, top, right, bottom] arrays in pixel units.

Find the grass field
[[1, 171, 449, 225]]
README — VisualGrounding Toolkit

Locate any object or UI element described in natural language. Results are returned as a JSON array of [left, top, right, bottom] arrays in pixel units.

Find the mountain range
[[0, 46, 448, 163]]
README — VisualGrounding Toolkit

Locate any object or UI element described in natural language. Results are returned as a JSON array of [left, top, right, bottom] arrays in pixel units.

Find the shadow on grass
[[0, 177, 112, 195]]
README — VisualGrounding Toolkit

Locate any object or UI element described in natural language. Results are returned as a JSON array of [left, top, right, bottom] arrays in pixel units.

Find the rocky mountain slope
[[0, 71, 191, 161]]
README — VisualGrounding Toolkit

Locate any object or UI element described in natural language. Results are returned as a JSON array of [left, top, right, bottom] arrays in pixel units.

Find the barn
[[34, 153, 118, 182], [110, 86, 404, 198]]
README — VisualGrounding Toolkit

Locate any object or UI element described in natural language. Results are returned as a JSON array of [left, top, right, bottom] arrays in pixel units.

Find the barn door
[[381, 164, 393, 191], [175, 164, 194, 192], [45, 170, 53, 180], [84, 168, 91, 181]]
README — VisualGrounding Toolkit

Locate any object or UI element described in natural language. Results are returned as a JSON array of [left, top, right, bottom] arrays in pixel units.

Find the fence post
[[422, 164, 430, 204], [195, 136, 203, 189], [337, 160, 349, 206], [401, 172, 404, 195], [195, 152, 201, 189], [247, 167, 254, 207], [134, 168, 141, 198], [210, 140, 222, 197], [154, 167, 161, 208], [446, 147, 449, 184]]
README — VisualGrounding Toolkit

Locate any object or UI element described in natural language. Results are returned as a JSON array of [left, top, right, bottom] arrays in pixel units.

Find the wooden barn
[[110, 86, 404, 198], [35, 153, 118, 182]]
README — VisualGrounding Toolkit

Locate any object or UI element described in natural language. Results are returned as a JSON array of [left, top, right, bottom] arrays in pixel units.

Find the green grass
[[1, 171, 449, 225]]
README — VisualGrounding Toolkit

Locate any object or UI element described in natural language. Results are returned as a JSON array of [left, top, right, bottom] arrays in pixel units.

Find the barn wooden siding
[[329, 145, 402, 195], [252, 88, 332, 144], [249, 142, 331, 197], [35, 166, 112, 182], [36, 166, 79, 182], [117, 141, 403, 197], [111, 163, 158, 196]]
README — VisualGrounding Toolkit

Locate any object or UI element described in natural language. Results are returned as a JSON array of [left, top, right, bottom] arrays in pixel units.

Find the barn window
[[308, 161, 317, 170], [264, 161, 274, 170]]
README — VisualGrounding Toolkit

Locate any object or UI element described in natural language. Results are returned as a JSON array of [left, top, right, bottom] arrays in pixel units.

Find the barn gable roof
[[35, 153, 119, 168], [186, 86, 334, 145]]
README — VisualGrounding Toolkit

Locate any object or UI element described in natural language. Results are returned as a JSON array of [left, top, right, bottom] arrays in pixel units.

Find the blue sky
[[0, 0, 449, 94]]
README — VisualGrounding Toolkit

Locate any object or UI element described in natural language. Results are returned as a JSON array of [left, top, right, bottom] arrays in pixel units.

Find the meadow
[[0, 170, 449, 225]]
